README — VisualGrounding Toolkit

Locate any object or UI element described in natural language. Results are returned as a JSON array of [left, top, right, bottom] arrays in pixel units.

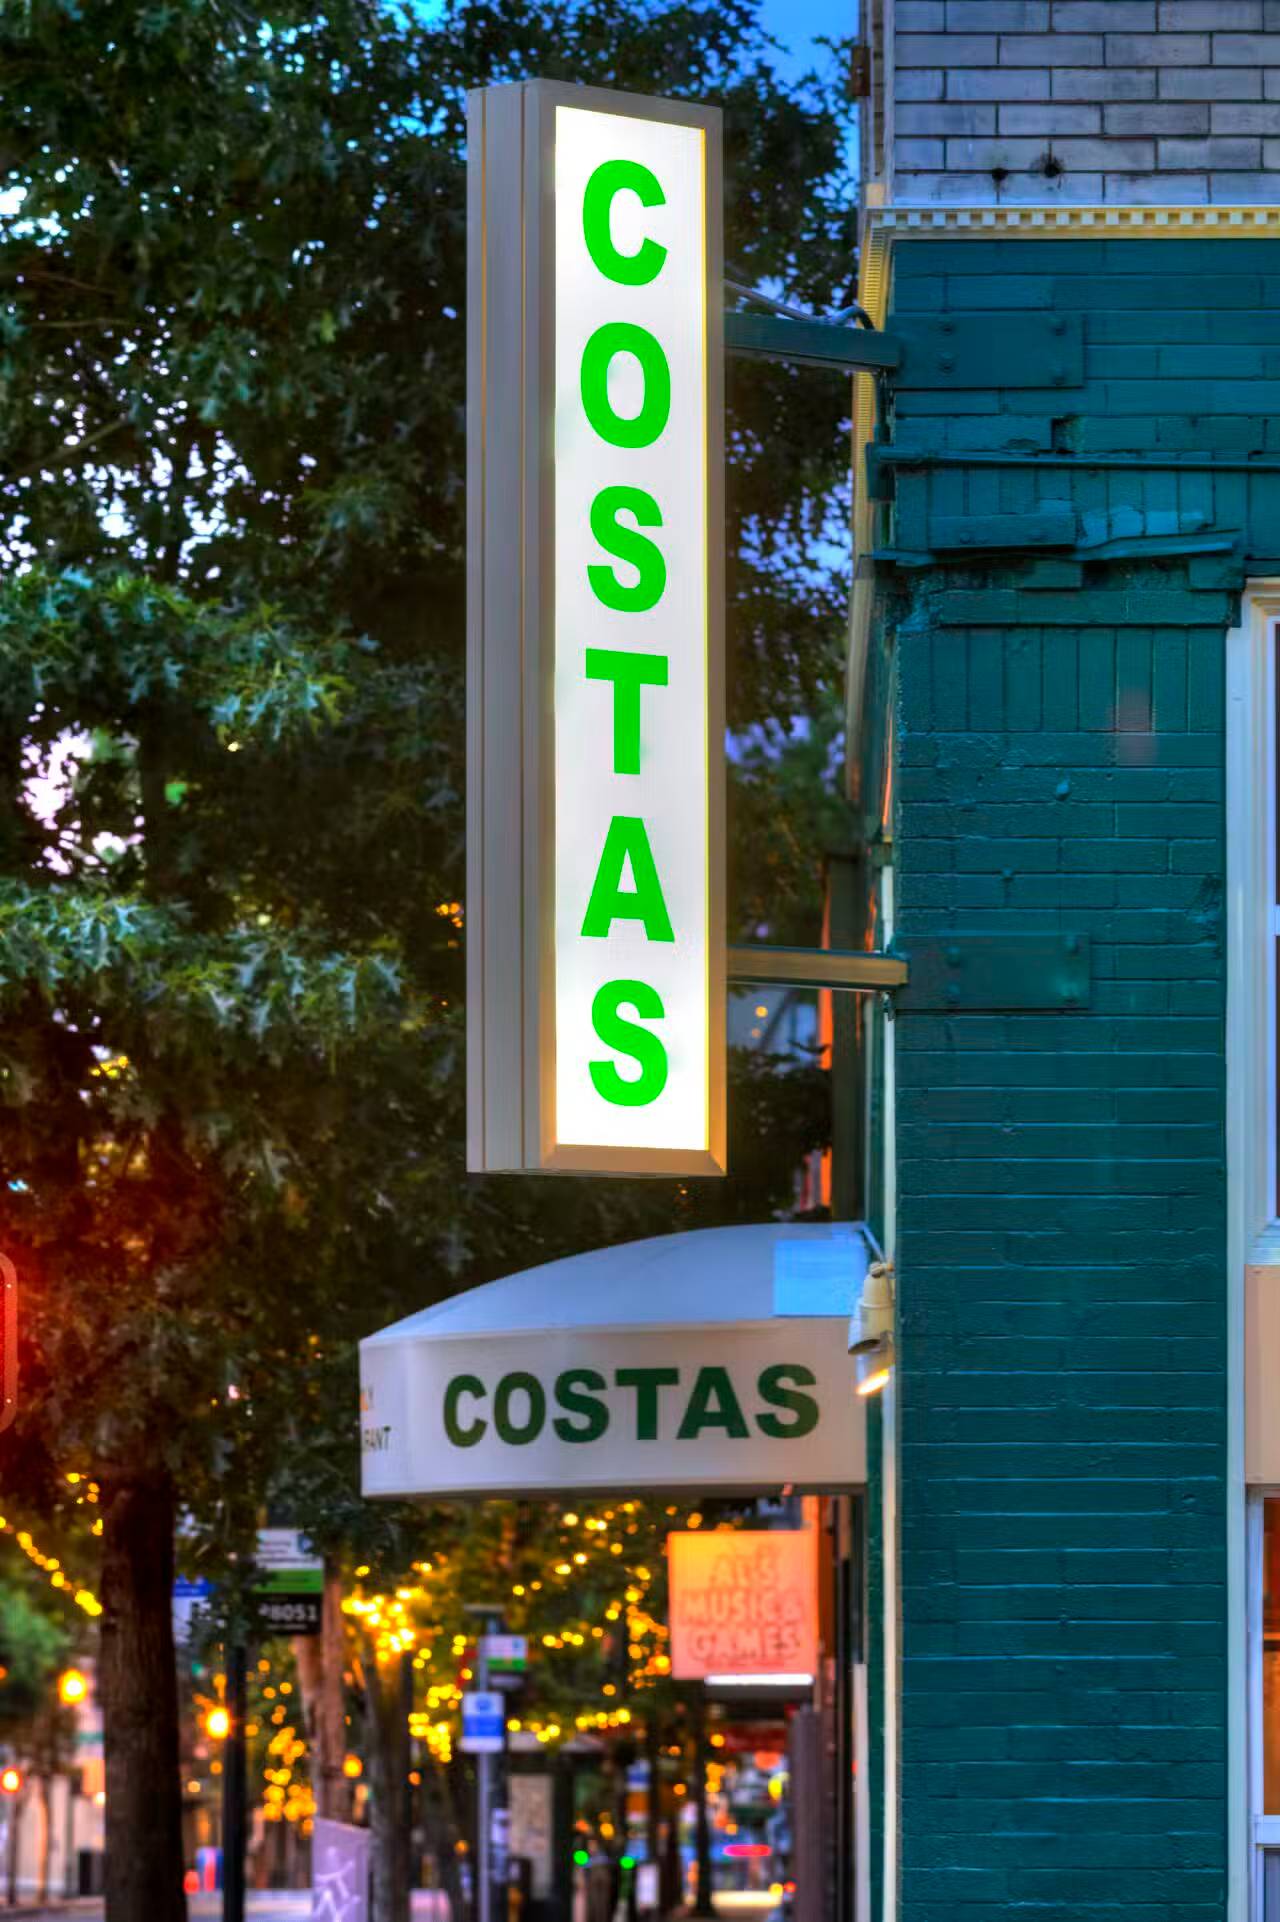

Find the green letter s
[[583, 159, 667, 286], [590, 980, 669, 1107], [553, 1368, 609, 1443], [444, 1374, 486, 1449], [581, 323, 670, 449], [588, 486, 666, 614], [756, 1364, 819, 1439]]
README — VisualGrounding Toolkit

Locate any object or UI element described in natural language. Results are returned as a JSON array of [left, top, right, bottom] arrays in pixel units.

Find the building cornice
[[869, 203, 1280, 240]]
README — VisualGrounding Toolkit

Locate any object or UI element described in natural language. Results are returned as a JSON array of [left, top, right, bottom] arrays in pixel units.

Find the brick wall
[[883, 235, 1241, 1921], [889, 0, 1280, 203]]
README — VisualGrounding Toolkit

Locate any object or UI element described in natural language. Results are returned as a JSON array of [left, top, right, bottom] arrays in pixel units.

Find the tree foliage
[[0, 0, 854, 1542], [0, 6, 855, 1904], [0, 1575, 69, 1734]]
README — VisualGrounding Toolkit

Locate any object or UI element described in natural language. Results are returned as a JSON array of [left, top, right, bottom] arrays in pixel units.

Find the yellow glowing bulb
[[205, 1707, 231, 1741], [343, 1754, 363, 1780], [58, 1668, 89, 1706], [857, 1367, 892, 1398]]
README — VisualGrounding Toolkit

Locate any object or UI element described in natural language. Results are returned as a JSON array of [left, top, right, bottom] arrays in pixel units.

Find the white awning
[[360, 1222, 871, 1499]]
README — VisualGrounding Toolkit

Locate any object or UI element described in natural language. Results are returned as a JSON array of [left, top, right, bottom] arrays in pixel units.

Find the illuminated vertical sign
[[467, 81, 725, 1175]]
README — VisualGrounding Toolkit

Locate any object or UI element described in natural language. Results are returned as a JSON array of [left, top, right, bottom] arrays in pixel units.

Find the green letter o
[[580, 322, 670, 449], [494, 1371, 546, 1445]]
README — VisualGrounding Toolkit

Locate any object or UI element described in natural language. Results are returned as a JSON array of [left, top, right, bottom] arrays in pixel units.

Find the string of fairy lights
[[0, 1489, 732, 1837], [0, 1474, 104, 1618], [346, 1500, 724, 1759]]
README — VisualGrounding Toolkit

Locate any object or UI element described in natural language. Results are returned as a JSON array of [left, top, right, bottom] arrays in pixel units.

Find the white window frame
[[1228, 586, 1280, 1922], [1227, 589, 1280, 1250], [1266, 615, 1277, 1229]]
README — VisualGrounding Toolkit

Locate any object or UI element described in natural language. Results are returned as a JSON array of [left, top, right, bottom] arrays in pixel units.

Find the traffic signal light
[[58, 1668, 88, 1707], [0, 1255, 14, 1435], [0, 1767, 21, 1796]]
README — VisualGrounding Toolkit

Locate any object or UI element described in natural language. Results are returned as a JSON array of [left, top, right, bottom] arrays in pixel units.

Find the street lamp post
[[464, 1605, 508, 1922], [692, 1689, 714, 1919], [220, 1644, 247, 1922]]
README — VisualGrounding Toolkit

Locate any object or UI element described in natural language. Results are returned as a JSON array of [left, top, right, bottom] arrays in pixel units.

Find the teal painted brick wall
[[885, 238, 1249, 1922]]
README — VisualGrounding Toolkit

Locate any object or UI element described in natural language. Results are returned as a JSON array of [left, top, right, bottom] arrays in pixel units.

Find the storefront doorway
[[360, 1222, 873, 1922]]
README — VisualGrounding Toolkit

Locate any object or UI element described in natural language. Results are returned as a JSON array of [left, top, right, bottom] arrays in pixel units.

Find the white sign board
[[481, 1632, 528, 1671], [256, 1527, 322, 1575], [467, 79, 725, 1176], [360, 1318, 864, 1499], [509, 1775, 555, 1898], [311, 1818, 370, 1922]]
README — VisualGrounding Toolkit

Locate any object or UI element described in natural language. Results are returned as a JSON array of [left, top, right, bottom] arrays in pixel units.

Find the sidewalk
[[5, 1891, 450, 1922]]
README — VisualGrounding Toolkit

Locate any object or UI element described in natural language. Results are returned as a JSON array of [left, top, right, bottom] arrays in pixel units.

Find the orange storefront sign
[[667, 1529, 818, 1680]]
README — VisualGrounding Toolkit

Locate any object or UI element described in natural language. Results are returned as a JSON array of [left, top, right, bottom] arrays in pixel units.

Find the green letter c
[[583, 159, 667, 286], [443, 1374, 487, 1449]]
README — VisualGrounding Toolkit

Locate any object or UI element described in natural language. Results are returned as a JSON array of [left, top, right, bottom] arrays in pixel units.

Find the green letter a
[[581, 816, 674, 942]]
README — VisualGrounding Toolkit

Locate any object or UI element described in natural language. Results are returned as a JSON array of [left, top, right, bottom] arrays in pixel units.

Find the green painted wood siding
[[887, 237, 1242, 1922]]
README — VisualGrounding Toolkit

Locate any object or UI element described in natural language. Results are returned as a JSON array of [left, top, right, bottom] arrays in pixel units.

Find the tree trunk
[[35, 1773, 50, 1902], [421, 1756, 465, 1922], [364, 1645, 411, 1922], [99, 1469, 187, 1922], [294, 1563, 350, 1821], [7, 1788, 20, 1905]]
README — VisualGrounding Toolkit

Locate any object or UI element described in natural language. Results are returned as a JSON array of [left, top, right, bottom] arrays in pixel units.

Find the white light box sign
[[467, 80, 725, 1175]]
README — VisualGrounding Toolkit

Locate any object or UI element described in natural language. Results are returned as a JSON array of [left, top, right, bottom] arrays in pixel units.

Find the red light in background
[[724, 1844, 770, 1860], [0, 1255, 15, 1436]]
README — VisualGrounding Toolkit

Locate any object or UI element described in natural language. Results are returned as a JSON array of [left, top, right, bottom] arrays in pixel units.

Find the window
[[1253, 1499, 1276, 1814], [1250, 1498, 1280, 1915]]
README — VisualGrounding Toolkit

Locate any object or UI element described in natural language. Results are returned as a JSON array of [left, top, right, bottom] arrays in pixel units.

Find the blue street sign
[[461, 1690, 506, 1754]]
